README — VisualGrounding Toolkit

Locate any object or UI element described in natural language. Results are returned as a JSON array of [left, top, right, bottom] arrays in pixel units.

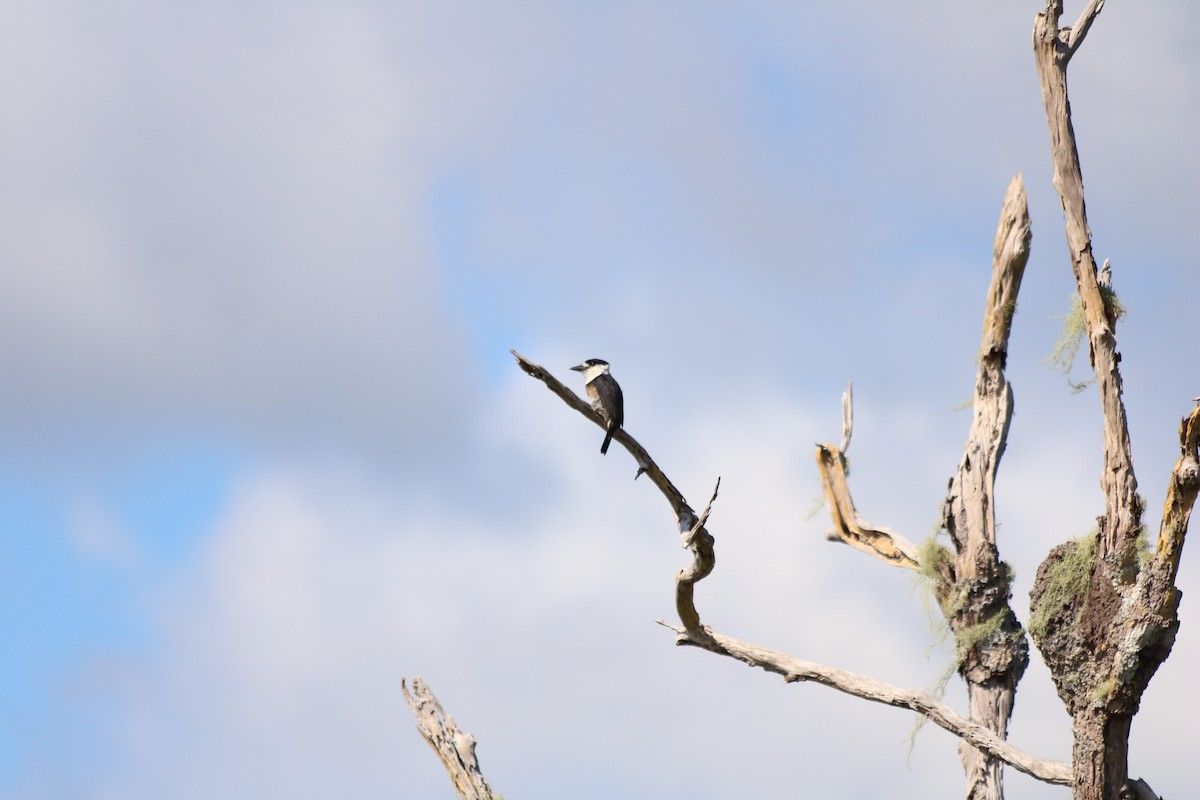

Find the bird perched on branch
[[571, 358, 624, 455]]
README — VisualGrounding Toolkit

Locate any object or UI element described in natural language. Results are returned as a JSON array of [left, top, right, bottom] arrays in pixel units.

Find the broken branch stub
[[402, 677, 497, 800], [814, 383, 920, 569]]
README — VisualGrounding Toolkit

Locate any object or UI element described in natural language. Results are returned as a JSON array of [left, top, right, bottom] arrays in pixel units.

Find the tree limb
[[659, 622, 1071, 786], [1152, 400, 1200, 590], [511, 348, 715, 634], [402, 677, 497, 800], [515, 349, 1070, 786], [1065, 0, 1106, 56], [1034, 0, 1139, 564], [937, 173, 1033, 800], [814, 382, 921, 569]]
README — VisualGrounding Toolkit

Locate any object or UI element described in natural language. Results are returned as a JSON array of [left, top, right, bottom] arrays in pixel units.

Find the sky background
[[2, 2, 1197, 798]]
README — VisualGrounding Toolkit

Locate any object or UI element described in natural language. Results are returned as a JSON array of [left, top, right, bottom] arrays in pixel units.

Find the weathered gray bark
[[935, 175, 1032, 800], [1030, 2, 1199, 798], [402, 677, 498, 800]]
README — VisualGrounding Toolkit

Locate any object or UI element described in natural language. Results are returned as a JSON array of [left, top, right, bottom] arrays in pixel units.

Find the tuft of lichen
[[915, 534, 955, 652], [955, 610, 1010, 666], [1134, 526, 1154, 574], [1030, 533, 1097, 642], [1044, 290, 1127, 393], [1090, 676, 1119, 705]]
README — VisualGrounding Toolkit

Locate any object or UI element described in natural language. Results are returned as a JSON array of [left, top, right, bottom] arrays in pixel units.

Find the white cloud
[[31, 378, 1184, 798], [2, 1, 1196, 798]]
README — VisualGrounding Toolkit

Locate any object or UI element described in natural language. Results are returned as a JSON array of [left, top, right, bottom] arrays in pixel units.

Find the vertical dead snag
[[1031, 3, 1196, 798], [820, 176, 1032, 800], [936, 174, 1032, 800]]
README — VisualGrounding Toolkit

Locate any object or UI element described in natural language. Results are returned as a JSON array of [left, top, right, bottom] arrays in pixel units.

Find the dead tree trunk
[[934, 176, 1032, 800], [1030, 3, 1200, 798]]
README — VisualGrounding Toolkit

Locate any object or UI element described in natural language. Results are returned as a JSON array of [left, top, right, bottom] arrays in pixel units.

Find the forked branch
[[814, 383, 921, 569], [514, 348, 1068, 786]]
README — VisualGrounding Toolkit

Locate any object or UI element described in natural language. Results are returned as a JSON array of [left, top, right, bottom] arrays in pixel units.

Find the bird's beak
[[570, 363, 585, 372]]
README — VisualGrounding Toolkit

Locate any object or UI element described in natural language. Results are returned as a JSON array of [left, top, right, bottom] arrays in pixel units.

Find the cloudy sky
[[2, 1, 1197, 798]]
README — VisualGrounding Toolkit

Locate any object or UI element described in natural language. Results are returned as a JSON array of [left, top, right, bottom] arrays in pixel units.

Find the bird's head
[[570, 358, 611, 382]]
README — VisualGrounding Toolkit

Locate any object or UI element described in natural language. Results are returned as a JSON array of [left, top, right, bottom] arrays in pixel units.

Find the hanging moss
[[955, 610, 1010, 666], [1044, 289, 1126, 393], [1030, 534, 1097, 642]]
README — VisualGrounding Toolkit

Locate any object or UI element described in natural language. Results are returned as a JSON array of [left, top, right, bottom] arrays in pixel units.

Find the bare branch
[[1154, 401, 1200, 586], [1066, 0, 1106, 56], [840, 380, 853, 453], [815, 388, 921, 569], [938, 174, 1033, 800], [516, 348, 1070, 787], [511, 348, 715, 635], [1034, 4, 1139, 562], [402, 677, 497, 800], [943, 174, 1030, 567], [689, 478, 722, 538], [658, 623, 1071, 786]]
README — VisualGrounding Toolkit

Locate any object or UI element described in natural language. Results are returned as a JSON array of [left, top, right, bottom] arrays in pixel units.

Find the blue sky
[[2, 2, 1197, 798]]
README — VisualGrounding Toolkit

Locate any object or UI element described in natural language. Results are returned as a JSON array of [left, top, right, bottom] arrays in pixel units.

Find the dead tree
[[406, 3, 1195, 798], [508, 4, 1198, 799], [817, 173, 1033, 800], [1029, 2, 1200, 799], [511, 171, 1062, 800]]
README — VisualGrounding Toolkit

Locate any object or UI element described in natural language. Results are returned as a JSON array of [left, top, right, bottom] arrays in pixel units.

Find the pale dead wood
[[940, 173, 1031, 589], [839, 380, 853, 453], [510, 349, 715, 634], [813, 177, 1034, 800], [658, 622, 1071, 786], [1154, 401, 1200, 583], [515, 349, 1069, 785], [401, 677, 497, 800], [1064, 0, 1106, 55], [814, 383, 921, 569], [938, 174, 1032, 800], [1031, 5, 1194, 798], [1034, 0, 1138, 562]]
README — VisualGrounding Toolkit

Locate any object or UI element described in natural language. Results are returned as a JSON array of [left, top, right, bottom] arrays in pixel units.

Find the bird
[[570, 358, 624, 455]]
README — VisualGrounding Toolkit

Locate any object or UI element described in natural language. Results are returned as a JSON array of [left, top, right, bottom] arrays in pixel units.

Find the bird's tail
[[601, 426, 615, 455]]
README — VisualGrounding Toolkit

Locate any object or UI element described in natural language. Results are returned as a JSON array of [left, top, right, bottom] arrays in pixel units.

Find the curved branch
[[658, 623, 1071, 786], [815, 438, 921, 569], [516, 348, 1068, 787], [511, 349, 715, 634], [814, 382, 921, 569]]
